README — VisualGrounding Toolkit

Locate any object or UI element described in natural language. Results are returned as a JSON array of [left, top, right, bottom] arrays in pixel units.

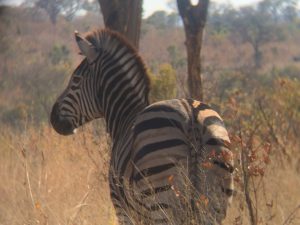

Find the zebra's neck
[[103, 92, 147, 141], [95, 32, 150, 140]]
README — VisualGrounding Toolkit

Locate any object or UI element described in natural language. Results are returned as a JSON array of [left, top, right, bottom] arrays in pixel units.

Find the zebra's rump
[[127, 98, 234, 224]]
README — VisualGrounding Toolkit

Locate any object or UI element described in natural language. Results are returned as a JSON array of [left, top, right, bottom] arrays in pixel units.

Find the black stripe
[[111, 180, 155, 220], [101, 45, 125, 70], [203, 116, 225, 127], [72, 76, 81, 84], [103, 54, 136, 105], [111, 177, 139, 214], [107, 73, 143, 135], [119, 148, 132, 178], [221, 187, 234, 196], [154, 218, 168, 223], [61, 106, 75, 115], [101, 49, 130, 84], [110, 191, 121, 202], [213, 160, 234, 173], [85, 82, 98, 114], [66, 93, 79, 105], [104, 62, 136, 106], [81, 79, 94, 118], [81, 85, 93, 118], [197, 102, 211, 111], [140, 185, 172, 199], [105, 70, 143, 130], [142, 105, 178, 113], [62, 101, 77, 114], [116, 95, 143, 134], [149, 203, 170, 211], [134, 139, 186, 162], [70, 85, 79, 91], [109, 89, 141, 135], [206, 138, 228, 148], [114, 134, 133, 174], [135, 118, 184, 134], [191, 102, 211, 111], [88, 51, 102, 65], [133, 163, 175, 182]]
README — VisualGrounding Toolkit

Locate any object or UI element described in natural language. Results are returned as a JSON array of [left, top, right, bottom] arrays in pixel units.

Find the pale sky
[[3, 0, 265, 18], [143, 0, 262, 17]]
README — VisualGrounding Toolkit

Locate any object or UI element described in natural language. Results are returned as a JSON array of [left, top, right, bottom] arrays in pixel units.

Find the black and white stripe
[[50, 29, 234, 225]]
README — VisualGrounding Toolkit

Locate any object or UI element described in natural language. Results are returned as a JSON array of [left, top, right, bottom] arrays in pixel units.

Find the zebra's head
[[50, 31, 104, 135], [51, 29, 150, 136]]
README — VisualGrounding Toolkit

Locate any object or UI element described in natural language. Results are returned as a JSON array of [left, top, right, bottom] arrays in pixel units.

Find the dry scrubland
[[1, 5, 300, 225], [0, 124, 116, 225], [1, 122, 300, 225]]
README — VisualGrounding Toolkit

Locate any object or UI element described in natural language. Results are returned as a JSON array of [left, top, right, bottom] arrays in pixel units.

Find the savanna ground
[[1, 2, 300, 225]]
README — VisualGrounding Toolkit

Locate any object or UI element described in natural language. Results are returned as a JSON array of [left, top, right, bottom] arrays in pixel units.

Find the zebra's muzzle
[[50, 102, 76, 136]]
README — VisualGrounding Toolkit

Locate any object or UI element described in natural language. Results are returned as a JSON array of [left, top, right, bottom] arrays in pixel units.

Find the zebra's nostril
[[50, 102, 75, 135]]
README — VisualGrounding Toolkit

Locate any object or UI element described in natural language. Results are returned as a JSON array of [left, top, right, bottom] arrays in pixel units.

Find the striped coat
[[50, 29, 234, 225]]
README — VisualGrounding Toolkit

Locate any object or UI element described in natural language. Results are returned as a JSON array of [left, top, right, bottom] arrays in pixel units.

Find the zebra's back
[[50, 28, 234, 224], [129, 98, 234, 224]]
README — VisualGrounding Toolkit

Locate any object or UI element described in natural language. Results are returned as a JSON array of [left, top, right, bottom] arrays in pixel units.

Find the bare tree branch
[[177, 0, 209, 100]]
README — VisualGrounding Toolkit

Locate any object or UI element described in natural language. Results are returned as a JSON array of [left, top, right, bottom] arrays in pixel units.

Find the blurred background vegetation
[[0, 0, 300, 224], [1, 0, 300, 128]]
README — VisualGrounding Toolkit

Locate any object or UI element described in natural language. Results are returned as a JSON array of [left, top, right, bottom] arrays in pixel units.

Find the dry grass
[[0, 122, 117, 225], [0, 122, 299, 225], [223, 163, 300, 225]]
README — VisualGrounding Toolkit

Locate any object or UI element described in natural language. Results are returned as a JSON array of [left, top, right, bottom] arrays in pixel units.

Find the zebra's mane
[[84, 28, 151, 99]]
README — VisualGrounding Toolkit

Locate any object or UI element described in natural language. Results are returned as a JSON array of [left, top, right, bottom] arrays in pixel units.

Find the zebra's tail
[[187, 99, 234, 224]]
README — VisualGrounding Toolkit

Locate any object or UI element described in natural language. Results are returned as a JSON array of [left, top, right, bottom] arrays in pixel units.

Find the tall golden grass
[[0, 122, 117, 225], [1, 121, 299, 224]]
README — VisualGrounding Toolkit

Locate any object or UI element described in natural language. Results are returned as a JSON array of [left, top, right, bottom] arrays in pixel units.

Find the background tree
[[258, 0, 298, 23], [145, 10, 180, 29], [82, 0, 100, 14], [207, 3, 236, 35], [97, 0, 142, 49], [177, 0, 209, 101], [145, 10, 169, 29], [150, 63, 177, 102], [230, 4, 285, 69], [33, 0, 85, 24]]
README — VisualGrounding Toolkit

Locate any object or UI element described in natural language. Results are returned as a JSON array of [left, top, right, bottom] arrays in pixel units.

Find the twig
[[257, 100, 290, 159], [67, 189, 91, 225], [282, 204, 300, 225], [239, 125, 257, 225], [251, 177, 259, 224], [26, 163, 35, 207], [23, 153, 35, 208]]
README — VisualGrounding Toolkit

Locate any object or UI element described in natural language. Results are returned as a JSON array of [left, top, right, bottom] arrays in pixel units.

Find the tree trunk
[[253, 43, 262, 69], [97, 0, 142, 49], [177, 0, 209, 101]]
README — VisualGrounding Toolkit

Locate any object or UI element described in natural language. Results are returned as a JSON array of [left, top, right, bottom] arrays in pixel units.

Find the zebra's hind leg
[[113, 205, 135, 225], [131, 163, 192, 225]]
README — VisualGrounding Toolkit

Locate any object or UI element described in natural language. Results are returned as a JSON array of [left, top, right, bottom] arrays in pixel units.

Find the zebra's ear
[[74, 31, 98, 63]]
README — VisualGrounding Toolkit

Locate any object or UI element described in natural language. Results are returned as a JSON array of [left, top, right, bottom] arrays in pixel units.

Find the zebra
[[50, 29, 234, 225]]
